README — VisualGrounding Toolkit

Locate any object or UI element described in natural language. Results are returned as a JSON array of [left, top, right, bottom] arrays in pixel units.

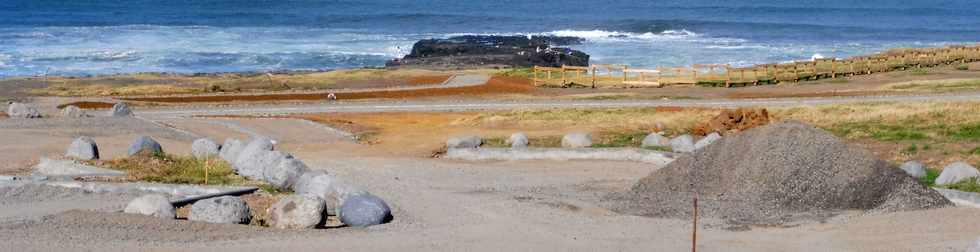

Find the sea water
[[1, 0, 978, 77]]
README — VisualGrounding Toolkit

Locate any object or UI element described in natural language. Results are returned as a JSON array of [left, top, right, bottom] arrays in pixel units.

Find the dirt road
[[136, 92, 980, 118]]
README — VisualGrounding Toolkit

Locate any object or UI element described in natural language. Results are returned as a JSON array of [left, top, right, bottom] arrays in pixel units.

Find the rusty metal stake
[[692, 192, 699, 252]]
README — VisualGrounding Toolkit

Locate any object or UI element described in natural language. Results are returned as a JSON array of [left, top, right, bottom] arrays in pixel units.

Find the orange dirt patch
[[121, 76, 533, 103], [56, 101, 116, 109], [406, 75, 451, 86], [692, 108, 770, 136], [0, 111, 7, 118]]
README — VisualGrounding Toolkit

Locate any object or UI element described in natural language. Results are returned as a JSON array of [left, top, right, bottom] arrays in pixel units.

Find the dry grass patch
[[880, 78, 980, 93]]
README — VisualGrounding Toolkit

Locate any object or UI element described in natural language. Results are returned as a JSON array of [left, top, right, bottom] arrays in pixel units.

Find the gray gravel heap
[[669, 134, 695, 153], [694, 132, 722, 150], [447, 135, 482, 149], [6, 102, 41, 118], [641, 133, 669, 148], [61, 105, 88, 118], [264, 157, 309, 189], [508, 132, 529, 149], [66, 136, 100, 160], [123, 194, 176, 219], [191, 138, 221, 159], [561, 132, 592, 148], [188, 195, 251, 224], [109, 102, 133, 117], [339, 193, 392, 227], [128, 136, 163, 157], [267, 194, 326, 229], [608, 121, 951, 225], [900, 161, 928, 179], [936, 162, 980, 185], [218, 138, 245, 163]]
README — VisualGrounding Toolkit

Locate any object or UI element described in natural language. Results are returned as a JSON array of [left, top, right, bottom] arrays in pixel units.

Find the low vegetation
[[885, 79, 980, 93], [87, 154, 249, 186]]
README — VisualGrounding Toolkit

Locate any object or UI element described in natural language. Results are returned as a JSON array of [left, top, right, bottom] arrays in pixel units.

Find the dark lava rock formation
[[388, 35, 590, 69]]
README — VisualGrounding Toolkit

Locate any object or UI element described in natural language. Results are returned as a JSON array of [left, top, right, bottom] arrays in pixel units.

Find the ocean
[[1, 0, 979, 77]]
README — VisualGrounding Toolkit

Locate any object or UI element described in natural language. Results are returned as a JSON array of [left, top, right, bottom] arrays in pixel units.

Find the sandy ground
[[0, 113, 979, 251]]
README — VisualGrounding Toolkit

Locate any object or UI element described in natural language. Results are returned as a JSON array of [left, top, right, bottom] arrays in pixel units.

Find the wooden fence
[[531, 44, 980, 88]]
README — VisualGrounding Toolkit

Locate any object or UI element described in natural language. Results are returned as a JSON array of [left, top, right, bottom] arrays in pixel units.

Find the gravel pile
[[608, 121, 951, 225]]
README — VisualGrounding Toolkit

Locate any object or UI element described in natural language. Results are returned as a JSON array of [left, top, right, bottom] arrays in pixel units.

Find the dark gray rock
[[264, 157, 309, 189], [669, 134, 695, 153], [936, 162, 980, 185], [394, 35, 589, 68], [447, 135, 481, 149], [218, 138, 245, 163], [124, 194, 175, 219], [508, 132, 529, 149], [61, 105, 89, 118], [561, 132, 592, 148], [6, 102, 41, 118], [188, 196, 251, 224], [127, 136, 163, 157], [694, 132, 722, 150], [267, 194, 326, 229], [899, 161, 927, 179], [339, 193, 392, 227], [641, 133, 669, 148], [66, 136, 99, 160], [191, 138, 221, 159], [109, 102, 133, 117]]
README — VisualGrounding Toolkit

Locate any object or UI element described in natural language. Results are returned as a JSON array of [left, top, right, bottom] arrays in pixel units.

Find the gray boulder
[[507, 132, 529, 149], [936, 162, 980, 185], [191, 138, 221, 159], [128, 136, 163, 157], [641, 133, 669, 148], [899, 161, 927, 179], [294, 171, 367, 215], [232, 137, 276, 174], [61, 105, 88, 118], [264, 157, 309, 189], [218, 138, 245, 163], [238, 150, 292, 180], [694, 132, 722, 150], [669, 134, 696, 153], [561, 132, 592, 148], [447, 135, 481, 149], [267, 194, 326, 229], [109, 102, 133, 117], [188, 196, 251, 224], [339, 193, 392, 227], [124, 194, 175, 219], [66, 136, 99, 160], [6, 102, 41, 118]]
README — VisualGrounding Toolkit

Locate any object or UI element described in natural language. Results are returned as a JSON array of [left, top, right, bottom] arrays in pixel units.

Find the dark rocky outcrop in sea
[[388, 35, 590, 69]]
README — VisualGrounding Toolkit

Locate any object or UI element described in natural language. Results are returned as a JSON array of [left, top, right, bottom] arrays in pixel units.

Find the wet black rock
[[389, 35, 589, 69]]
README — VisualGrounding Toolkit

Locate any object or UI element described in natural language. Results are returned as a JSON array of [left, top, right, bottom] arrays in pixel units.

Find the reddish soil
[[56, 101, 116, 109], [0, 112, 7, 119], [121, 76, 533, 103], [692, 108, 771, 136], [406, 75, 451, 86]]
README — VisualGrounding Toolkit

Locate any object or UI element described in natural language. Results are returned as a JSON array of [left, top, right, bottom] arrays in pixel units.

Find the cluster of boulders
[[447, 131, 723, 153], [117, 135, 392, 229], [900, 160, 980, 185], [4, 101, 133, 119]]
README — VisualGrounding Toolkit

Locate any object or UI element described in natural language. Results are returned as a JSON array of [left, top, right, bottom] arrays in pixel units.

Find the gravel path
[[138, 92, 980, 118]]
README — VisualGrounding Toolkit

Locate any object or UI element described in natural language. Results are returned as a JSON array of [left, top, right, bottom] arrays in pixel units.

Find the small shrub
[[956, 64, 970, 71], [920, 169, 940, 187], [950, 124, 980, 140], [592, 131, 648, 148], [910, 68, 930, 75], [900, 144, 918, 155], [968, 146, 980, 155], [943, 178, 980, 193], [481, 137, 509, 148]]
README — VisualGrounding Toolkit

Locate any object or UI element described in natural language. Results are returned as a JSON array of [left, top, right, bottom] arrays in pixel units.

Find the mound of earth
[[692, 108, 770, 136], [608, 121, 950, 225]]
